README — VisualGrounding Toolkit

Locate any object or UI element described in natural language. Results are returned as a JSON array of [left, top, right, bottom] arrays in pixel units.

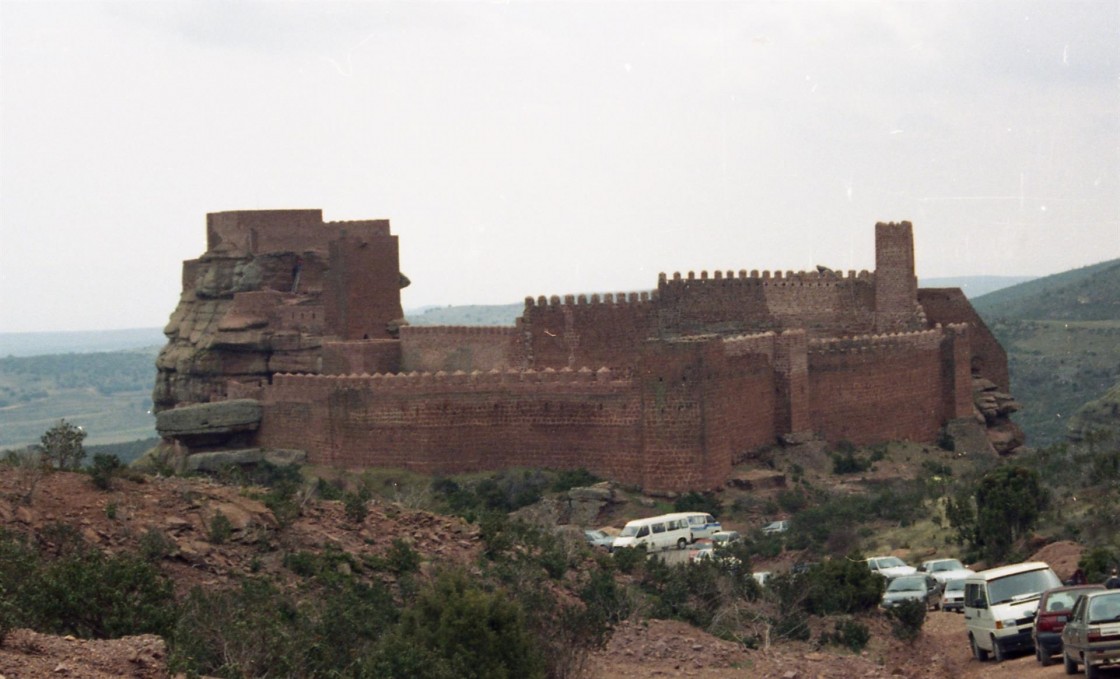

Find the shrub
[[802, 555, 883, 615], [832, 451, 872, 474], [344, 486, 372, 524], [138, 528, 172, 562], [819, 617, 870, 652], [89, 453, 122, 490], [1079, 546, 1118, 583], [389, 570, 546, 679], [386, 538, 421, 575], [611, 546, 645, 575], [673, 491, 722, 517], [40, 419, 86, 470], [208, 511, 233, 545], [885, 599, 926, 640], [549, 468, 600, 492], [20, 547, 176, 638]]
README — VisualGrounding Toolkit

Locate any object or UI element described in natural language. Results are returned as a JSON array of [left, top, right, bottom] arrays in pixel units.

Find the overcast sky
[[1, 1, 1117, 333]]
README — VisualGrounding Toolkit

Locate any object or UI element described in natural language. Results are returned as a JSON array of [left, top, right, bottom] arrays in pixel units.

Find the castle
[[154, 209, 1016, 492]]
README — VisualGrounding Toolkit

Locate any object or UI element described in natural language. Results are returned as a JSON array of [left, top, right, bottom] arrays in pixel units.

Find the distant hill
[[919, 275, 1036, 298], [0, 327, 165, 358], [971, 259, 1120, 321], [406, 304, 522, 327], [969, 259, 1120, 447]]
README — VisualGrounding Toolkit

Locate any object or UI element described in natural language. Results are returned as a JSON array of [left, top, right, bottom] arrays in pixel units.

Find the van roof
[[965, 561, 1052, 582]]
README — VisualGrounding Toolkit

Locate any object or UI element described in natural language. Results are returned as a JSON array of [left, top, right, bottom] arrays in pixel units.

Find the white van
[[964, 561, 1061, 662], [612, 514, 694, 551], [664, 512, 722, 541]]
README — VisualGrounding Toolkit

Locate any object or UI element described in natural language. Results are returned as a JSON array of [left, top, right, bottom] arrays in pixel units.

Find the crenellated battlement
[[658, 268, 873, 288], [523, 290, 658, 309], [808, 327, 943, 354], [722, 331, 779, 357], [270, 365, 629, 395], [400, 325, 519, 337]]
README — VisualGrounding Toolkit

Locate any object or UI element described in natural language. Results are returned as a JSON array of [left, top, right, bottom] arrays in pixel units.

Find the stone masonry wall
[[257, 368, 648, 486], [806, 329, 949, 444], [521, 293, 658, 370], [399, 326, 522, 373]]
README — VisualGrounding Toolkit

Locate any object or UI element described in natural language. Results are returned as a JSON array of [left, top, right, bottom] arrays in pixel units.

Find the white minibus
[[611, 514, 694, 551]]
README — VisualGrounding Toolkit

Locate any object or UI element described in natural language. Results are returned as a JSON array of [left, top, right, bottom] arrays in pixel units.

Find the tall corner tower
[[874, 221, 918, 330]]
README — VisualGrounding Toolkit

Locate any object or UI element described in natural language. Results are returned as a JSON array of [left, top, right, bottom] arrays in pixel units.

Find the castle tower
[[874, 221, 918, 332]]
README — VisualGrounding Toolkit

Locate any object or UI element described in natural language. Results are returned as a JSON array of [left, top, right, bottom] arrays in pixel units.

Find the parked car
[[918, 558, 974, 586], [1033, 584, 1106, 666], [964, 561, 1061, 662], [942, 578, 967, 613], [582, 529, 616, 550], [881, 574, 942, 611], [752, 571, 772, 586], [1060, 589, 1120, 676], [761, 520, 789, 535], [866, 555, 917, 579], [710, 530, 742, 547]]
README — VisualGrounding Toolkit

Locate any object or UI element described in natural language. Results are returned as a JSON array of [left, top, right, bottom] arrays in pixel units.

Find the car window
[[946, 580, 965, 592], [636, 526, 649, 538], [1046, 592, 1079, 611], [652, 523, 665, 534], [888, 577, 924, 592], [1089, 593, 1120, 623]]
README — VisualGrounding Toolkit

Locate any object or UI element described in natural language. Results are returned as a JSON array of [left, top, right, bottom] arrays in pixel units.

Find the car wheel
[[677, 538, 687, 550], [1085, 655, 1100, 679], [971, 635, 988, 662], [991, 636, 1005, 663], [1038, 643, 1053, 667], [1065, 650, 1078, 674]]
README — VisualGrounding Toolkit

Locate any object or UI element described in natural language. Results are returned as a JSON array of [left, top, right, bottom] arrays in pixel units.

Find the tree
[[950, 465, 1048, 563], [40, 420, 86, 470]]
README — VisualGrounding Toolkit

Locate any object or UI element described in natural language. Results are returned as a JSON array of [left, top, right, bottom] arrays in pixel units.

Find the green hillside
[[0, 348, 158, 449], [971, 259, 1120, 321], [971, 259, 1120, 446]]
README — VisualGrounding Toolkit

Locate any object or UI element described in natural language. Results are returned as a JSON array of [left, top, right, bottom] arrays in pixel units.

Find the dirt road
[[923, 609, 1120, 678]]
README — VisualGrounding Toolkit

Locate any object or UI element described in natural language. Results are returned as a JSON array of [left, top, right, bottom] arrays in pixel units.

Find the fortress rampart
[[156, 213, 1009, 492]]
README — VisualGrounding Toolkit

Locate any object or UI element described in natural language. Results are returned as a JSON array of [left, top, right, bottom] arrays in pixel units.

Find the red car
[[1033, 584, 1106, 666]]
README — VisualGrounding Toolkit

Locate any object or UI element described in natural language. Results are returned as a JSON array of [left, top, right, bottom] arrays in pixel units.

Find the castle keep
[[155, 209, 1016, 492]]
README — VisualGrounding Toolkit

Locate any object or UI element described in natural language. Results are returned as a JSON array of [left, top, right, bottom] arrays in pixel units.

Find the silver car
[[1061, 589, 1120, 677]]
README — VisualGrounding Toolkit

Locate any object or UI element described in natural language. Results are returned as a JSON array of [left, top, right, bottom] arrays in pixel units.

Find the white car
[[761, 520, 789, 535], [919, 558, 974, 586], [866, 555, 917, 579]]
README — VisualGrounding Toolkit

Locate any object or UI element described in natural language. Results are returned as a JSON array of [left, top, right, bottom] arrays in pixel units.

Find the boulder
[[156, 399, 262, 438]]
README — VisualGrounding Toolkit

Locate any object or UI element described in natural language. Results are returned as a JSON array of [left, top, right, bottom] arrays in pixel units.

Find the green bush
[[386, 538, 421, 575], [390, 570, 546, 679], [819, 617, 870, 652], [1079, 546, 1118, 583], [673, 491, 722, 517], [344, 486, 372, 524], [208, 511, 233, 545], [89, 453, 122, 490], [832, 451, 872, 474], [17, 546, 176, 639], [611, 545, 645, 574], [885, 599, 926, 640], [549, 468, 600, 492], [802, 555, 883, 615]]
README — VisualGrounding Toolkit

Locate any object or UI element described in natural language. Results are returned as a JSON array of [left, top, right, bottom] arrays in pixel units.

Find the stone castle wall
[[157, 212, 1010, 492]]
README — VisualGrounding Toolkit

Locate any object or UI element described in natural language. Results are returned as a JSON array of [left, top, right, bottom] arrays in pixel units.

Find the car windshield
[[619, 525, 640, 537], [930, 560, 964, 572], [876, 557, 906, 569], [888, 577, 925, 592], [585, 530, 606, 539], [1089, 593, 1120, 623], [945, 579, 965, 592], [988, 568, 1062, 605]]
